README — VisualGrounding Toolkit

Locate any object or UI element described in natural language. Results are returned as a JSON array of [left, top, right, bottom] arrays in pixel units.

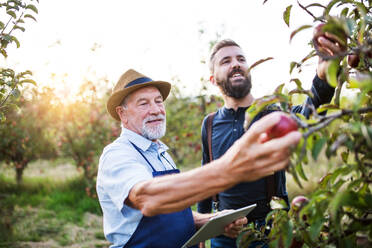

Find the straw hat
[[107, 69, 171, 121]]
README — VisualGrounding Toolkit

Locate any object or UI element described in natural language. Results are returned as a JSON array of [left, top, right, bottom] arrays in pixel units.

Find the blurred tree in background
[[0, 89, 56, 184]]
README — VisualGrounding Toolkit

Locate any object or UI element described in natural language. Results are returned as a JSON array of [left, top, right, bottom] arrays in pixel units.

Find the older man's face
[[123, 86, 166, 140]]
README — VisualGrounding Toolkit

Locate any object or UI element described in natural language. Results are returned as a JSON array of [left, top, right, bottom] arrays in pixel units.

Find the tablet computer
[[182, 204, 256, 248]]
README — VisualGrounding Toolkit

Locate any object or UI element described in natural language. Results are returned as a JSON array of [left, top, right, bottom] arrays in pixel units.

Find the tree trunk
[[15, 165, 24, 185]]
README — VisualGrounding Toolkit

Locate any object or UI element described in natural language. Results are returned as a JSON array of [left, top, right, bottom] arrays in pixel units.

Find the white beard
[[141, 114, 166, 140]]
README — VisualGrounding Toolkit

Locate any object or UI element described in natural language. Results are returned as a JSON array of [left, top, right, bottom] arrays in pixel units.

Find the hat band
[[125, 77, 153, 88]]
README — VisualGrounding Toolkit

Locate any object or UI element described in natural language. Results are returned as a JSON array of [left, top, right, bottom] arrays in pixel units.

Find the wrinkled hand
[[218, 210, 248, 238], [315, 32, 347, 81]]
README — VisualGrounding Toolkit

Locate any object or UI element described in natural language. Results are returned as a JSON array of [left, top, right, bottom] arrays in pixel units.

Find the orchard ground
[[0, 150, 341, 248]]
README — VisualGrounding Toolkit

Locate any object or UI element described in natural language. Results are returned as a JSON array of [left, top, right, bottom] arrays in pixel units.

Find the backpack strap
[[206, 112, 218, 210], [206, 112, 216, 162]]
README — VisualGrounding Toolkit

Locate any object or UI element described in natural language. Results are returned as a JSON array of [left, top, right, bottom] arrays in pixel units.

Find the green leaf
[[296, 162, 308, 181], [312, 137, 327, 160], [290, 78, 303, 90], [13, 25, 25, 32], [319, 173, 332, 188], [24, 14, 37, 22], [309, 217, 325, 241], [347, 73, 372, 91], [316, 104, 339, 113], [0, 112, 5, 122], [247, 57, 274, 73], [6, 10, 16, 18], [10, 36, 20, 48], [284, 219, 293, 247], [270, 196, 288, 210], [324, 0, 352, 17], [341, 151, 348, 163], [0, 21, 4, 30], [289, 62, 299, 74], [0, 48, 8, 58], [305, 3, 326, 8], [26, 4, 38, 14], [289, 25, 312, 43], [283, 5, 292, 27], [325, 59, 340, 88], [288, 162, 303, 188], [274, 83, 285, 95], [361, 125, 372, 148], [20, 79, 36, 86]]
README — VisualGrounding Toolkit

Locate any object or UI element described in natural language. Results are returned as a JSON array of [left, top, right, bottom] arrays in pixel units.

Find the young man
[[197, 34, 345, 248], [96, 69, 301, 248]]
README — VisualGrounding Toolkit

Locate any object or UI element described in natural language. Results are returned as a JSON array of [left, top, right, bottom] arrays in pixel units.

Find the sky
[[2, 0, 328, 100]]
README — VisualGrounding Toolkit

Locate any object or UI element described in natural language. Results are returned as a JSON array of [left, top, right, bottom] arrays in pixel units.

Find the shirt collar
[[120, 128, 169, 152], [221, 106, 248, 116]]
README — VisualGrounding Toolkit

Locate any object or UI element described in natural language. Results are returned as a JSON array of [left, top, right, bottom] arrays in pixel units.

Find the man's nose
[[231, 59, 241, 69], [149, 102, 163, 114]]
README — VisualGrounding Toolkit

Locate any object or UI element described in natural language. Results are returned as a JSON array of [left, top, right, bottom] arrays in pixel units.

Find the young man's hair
[[209, 39, 240, 73]]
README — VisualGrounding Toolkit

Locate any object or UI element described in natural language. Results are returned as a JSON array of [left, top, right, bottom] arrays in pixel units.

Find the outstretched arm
[[125, 112, 301, 216]]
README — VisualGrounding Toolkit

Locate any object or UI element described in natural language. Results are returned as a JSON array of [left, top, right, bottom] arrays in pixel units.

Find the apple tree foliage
[[239, 0, 372, 247], [0, 0, 38, 121], [162, 80, 222, 170], [0, 89, 57, 185], [56, 81, 120, 198]]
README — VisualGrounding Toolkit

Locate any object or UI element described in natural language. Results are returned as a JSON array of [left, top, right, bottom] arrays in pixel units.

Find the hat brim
[[107, 80, 171, 121]]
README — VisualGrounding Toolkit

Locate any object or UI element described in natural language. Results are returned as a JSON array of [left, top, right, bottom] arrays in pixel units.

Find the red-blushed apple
[[291, 195, 309, 222], [266, 115, 298, 139], [348, 54, 360, 68], [289, 237, 304, 248], [291, 195, 309, 212]]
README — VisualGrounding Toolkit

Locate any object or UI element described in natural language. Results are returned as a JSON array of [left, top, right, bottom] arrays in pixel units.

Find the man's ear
[[209, 75, 217, 86], [116, 106, 128, 124]]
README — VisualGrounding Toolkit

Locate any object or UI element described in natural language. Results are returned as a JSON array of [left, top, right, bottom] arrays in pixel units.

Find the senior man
[[96, 69, 301, 248]]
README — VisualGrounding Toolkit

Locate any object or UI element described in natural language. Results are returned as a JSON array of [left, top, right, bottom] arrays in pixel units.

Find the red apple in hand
[[266, 115, 298, 139]]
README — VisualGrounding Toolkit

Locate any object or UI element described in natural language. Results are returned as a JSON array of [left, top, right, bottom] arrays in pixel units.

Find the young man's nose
[[231, 59, 241, 69]]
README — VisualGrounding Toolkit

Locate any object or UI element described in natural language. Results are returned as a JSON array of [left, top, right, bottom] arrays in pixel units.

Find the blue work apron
[[123, 143, 197, 248]]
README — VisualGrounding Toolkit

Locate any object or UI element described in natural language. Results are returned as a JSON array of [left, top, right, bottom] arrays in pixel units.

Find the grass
[[0, 160, 108, 248]]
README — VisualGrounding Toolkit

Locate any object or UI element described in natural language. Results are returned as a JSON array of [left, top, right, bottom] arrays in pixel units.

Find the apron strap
[[130, 141, 157, 172]]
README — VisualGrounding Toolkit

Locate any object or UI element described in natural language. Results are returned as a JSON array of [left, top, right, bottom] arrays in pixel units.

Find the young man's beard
[[216, 73, 252, 99]]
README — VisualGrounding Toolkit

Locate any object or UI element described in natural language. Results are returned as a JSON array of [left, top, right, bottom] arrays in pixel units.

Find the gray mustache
[[144, 115, 165, 123]]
